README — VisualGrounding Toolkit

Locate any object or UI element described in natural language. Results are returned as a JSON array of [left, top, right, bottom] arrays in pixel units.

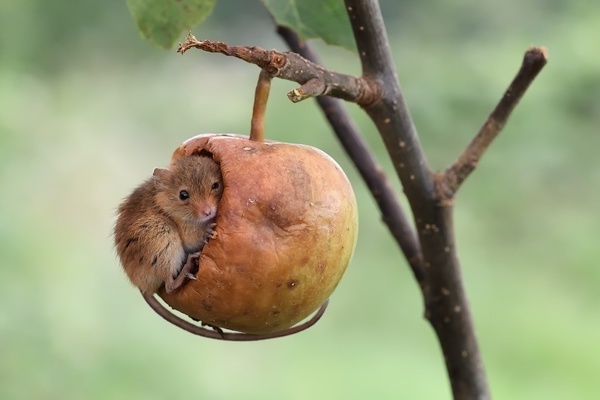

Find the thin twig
[[276, 25, 425, 284], [177, 33, 377, 105], [444, 47, 548, 195]]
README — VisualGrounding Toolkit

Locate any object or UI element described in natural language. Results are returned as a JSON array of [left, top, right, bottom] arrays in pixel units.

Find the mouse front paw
[[204, 223, 218, 242]]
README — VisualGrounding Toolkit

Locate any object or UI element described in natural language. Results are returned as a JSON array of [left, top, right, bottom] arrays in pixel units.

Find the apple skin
[[158, 134, 358, 334]]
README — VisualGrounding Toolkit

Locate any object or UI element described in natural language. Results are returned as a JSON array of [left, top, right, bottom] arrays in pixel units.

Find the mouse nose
[[197, 206, 216, 220]]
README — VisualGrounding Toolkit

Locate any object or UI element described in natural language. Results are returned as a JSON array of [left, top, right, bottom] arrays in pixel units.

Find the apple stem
[[249, 69, 272, 142]]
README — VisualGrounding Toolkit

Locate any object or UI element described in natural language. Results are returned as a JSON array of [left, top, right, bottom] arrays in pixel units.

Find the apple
[[157, 133, 358, 334]]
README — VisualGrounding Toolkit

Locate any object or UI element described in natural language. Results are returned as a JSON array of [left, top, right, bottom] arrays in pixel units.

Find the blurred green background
[[1, 0, 598, 399]]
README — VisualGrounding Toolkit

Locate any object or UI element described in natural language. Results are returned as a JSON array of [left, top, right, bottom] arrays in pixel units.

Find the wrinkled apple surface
[[158, 134, 358, 334]]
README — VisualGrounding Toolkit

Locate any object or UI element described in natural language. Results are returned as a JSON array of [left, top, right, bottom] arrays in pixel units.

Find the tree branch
[[345, 1, 493, 399], [276, 25, 424, 285], [177, 33, 378, 105], [444, 47, 548, 195], [344, 1, 436, 216]]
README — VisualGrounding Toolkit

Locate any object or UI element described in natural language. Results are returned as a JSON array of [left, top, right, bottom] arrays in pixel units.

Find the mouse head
[[153, 155, 224, 225]]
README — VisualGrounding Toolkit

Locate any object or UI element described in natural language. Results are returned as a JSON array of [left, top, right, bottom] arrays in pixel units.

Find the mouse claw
[[185, 272, 197, 280]]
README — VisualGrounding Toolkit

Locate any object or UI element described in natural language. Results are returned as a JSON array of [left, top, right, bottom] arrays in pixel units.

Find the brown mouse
[[114, 153, 223, 295]]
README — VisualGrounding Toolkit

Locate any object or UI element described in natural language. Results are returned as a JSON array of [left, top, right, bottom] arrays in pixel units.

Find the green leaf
[[260, 0, 355, 51], [126, 0, 217, 49]]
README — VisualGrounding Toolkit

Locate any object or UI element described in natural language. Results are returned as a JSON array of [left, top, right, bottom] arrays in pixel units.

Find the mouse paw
[[204, 223, 218, 242], [184, 272, 197, 280]]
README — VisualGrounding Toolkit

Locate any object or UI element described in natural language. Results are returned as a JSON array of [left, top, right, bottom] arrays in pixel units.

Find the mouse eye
[[211, 182, 220, 191], [179, 190, 190, 201]]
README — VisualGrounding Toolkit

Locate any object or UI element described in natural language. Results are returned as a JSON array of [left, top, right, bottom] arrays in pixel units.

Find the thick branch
[[345, 1, 491, 399], [444, 47, 548, 195], [276, 25, 424, 284], [178, 33, 377, 105], [344, 1, 436, 215]]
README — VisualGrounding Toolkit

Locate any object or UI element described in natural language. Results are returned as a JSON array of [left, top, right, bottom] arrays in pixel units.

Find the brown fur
[[114, 155, 223, 294]]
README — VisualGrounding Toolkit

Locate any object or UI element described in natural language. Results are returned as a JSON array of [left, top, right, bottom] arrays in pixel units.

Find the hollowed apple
[[157, 133, 358, 334]]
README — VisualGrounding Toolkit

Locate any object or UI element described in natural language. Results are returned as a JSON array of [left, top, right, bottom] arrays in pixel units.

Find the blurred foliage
[[1, 0, 599, 399], [127, 0, 217, 49], [260, 0, 355, 50]]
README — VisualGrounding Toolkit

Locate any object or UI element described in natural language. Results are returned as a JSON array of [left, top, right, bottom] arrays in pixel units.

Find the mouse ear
[[153, 168, 168, 179]]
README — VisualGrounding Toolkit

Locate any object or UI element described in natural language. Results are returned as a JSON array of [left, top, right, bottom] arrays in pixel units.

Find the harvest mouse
[[114, 153, 223, 295]]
